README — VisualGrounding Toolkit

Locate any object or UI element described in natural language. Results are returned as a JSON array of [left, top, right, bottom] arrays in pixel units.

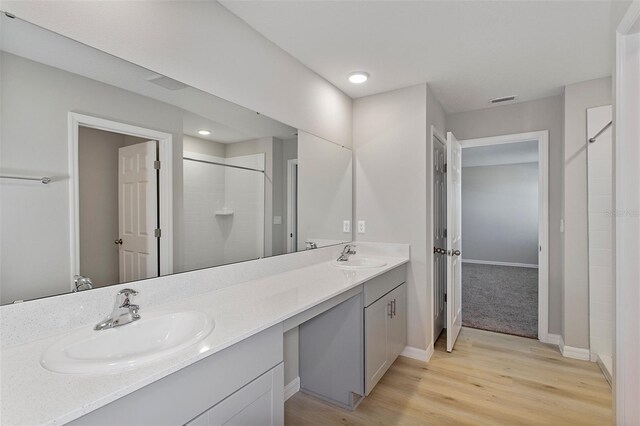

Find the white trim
[[615, 4, 640, 423], [558, 335, 591, 361], [596, 355, 613, 386], [284, 377, 300, 402], [68, 113, 174, 290], [542, 333, 561, 346], [401, 343, 434, 363], [459, 130, 550, 344], [286, 159, 298, 253], [461, 259, 538, 269]]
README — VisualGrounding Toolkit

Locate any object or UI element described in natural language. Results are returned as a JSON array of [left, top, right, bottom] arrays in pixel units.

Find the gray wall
[[354, 83, 446, 353], [563, 77, 611, 349], [447, 95, 564, 335], [0, 52, 185, 304], [462, 162, 539, 265]]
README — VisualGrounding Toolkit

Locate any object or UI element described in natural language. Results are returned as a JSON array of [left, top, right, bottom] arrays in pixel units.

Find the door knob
[[114, 238, 123, 245], [452, 249, 461, 256]]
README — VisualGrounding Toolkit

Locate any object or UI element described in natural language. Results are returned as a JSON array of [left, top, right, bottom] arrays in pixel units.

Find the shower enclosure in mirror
[[0, 13, 353, 305]]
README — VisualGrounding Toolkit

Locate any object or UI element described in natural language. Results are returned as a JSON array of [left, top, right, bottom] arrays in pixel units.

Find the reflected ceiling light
[[198, 130, 211, 136], [348, 71, 369, 84]]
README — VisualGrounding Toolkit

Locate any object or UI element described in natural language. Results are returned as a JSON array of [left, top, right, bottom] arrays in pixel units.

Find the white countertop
[[0, 254, 408, 426]]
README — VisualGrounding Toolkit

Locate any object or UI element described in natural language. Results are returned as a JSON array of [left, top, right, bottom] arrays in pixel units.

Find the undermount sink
[[332, 257, 388, 269], [40, 311, 214, 375]]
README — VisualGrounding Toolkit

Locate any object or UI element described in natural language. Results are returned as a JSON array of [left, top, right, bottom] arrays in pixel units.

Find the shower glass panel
[[181, 153, 265, 272]]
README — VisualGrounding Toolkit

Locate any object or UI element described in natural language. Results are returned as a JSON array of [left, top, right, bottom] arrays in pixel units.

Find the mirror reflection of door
[[287, 159, 298, 253], [78, 127, 159, 288]]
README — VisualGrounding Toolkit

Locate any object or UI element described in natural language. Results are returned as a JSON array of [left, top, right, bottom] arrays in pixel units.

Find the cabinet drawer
[[363, 265, 407, 307]]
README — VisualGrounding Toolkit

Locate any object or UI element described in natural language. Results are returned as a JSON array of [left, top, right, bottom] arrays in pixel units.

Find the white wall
[[462, 162, 539, 266], [0, 1, 352, 148], [354, 83, 445, 354], [181, 153, 227, 273], [563, 77, 611, 349], [447, 95, 564, 334], [297, 131, 353, 249], [587, 105, 613, 373]]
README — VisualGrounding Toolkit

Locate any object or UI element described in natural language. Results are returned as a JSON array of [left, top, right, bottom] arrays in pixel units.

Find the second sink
[[332, 257, 388, 269]]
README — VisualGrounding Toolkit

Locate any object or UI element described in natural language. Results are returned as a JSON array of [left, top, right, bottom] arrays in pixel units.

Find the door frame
[[458, 130, 550, 343], [68, 113, 174, 291], [614, 1, 640, 422], [286, 159, 298, 253]]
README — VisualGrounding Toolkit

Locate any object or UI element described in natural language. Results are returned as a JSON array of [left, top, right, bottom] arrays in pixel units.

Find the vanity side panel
[[68, 324, 283, 426], [299, 293, 364, 409]]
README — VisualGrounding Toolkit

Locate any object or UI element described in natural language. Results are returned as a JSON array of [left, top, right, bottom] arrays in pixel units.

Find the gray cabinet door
[[387, 283, 407, 362], [188, 363, 284, 426], [364, 294, 391, 395]]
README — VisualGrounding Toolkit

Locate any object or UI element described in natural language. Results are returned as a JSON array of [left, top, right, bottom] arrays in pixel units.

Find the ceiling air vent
[[146, 74, 187, 91], [490, 95, 517, 104]]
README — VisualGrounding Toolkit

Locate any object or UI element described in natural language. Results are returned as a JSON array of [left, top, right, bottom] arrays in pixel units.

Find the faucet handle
[[115, 288, 138, 308]]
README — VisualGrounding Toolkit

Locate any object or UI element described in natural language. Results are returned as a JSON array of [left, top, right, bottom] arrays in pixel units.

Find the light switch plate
[[343, 220, 350, 233], [358, 220, 366, 234], [273, 216, 282, 225]]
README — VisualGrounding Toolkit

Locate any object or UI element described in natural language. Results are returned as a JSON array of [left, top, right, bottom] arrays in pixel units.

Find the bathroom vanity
[[0, 243, 409, 425]]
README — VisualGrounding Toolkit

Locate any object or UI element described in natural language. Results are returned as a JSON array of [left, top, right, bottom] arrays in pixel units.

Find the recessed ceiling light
[[348, 72, 369, 84], [198, 130, 211, 136]]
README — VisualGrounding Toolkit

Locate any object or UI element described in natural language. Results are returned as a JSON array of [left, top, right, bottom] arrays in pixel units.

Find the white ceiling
[[1, 14, 296, 143], [221, 1, 614, 113], [462, 140, 538, 168]]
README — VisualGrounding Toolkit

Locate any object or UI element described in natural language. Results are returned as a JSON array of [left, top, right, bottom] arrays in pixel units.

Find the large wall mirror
[[0, 13, 353, 305]]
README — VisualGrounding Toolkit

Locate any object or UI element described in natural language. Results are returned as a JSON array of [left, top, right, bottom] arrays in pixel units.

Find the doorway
[[432, 130, 550, 350], [68, 113, 174, 291], [459, 131, 549, 341]]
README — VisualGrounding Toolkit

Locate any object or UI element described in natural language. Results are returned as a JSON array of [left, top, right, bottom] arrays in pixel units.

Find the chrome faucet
[[94, 289, 141, 331], [73, 275, 93, 292], [337, 244, 357, 262]]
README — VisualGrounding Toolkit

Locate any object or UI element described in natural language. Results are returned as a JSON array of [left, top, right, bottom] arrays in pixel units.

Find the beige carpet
[[462, 263, 538, 338]]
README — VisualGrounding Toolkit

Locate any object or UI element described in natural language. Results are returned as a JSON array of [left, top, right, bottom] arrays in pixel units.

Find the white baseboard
[[541, 333, 561, 345], [284, 377, 300, 402], [462, 259, 539, 269], [558, 335, 591, 361], [401, 343, 434, 363], [595, 354, 613, 386]]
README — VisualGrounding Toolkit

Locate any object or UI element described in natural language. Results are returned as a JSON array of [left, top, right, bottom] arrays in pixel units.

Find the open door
[[118, 141, 158, 282], [446, 131, 462, 352]]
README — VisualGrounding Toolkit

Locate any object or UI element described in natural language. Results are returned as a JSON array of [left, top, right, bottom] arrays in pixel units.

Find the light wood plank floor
[[285, 327, 611, 425]]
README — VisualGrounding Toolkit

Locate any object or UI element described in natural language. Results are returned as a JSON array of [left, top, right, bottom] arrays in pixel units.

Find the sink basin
[[332, 258, 388, 269], [41, 311, 214, 374]]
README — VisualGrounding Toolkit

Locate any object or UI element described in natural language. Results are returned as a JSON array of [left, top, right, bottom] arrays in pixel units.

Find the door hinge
[[444, 293, 447, 303], [154, 160, 161, 170], [444, 163, 447, 173], [154, 228, 161, 238]]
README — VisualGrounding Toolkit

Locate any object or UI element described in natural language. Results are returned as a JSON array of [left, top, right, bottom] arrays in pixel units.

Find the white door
[[433, 136, 447, 340], [446, 132, 462, 352], [118, 141, 158, 282]]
